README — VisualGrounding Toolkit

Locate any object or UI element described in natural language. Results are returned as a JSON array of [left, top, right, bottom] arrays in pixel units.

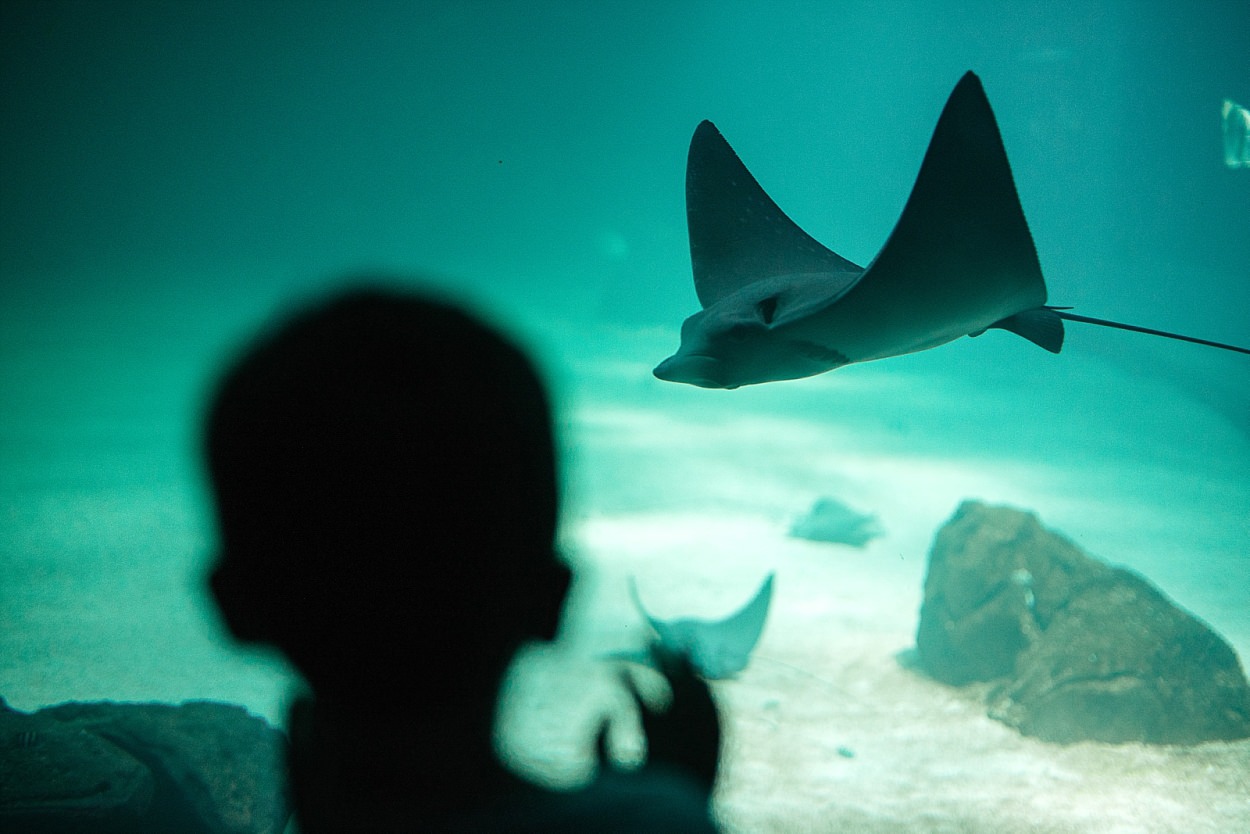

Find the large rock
[[914, 501, 1250, 744], [0, 698, 288, 834], [0, 697, 154, 833]]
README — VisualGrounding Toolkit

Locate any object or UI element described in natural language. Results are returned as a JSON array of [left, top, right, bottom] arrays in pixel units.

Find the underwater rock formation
[[915, 501, 1250, 744], [0, 698, 288, 834], [0, 697, 153, 833], [788, 497, 882, 547]]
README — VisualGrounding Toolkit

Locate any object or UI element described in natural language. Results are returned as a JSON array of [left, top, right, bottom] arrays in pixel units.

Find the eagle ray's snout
[[653, 353, 725, 388]]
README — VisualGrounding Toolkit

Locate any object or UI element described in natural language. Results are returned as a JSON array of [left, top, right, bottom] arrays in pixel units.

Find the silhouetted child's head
[[205, 287, 570, 704]]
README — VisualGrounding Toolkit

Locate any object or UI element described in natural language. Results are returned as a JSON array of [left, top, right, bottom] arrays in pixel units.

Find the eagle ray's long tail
[[1052, 309, 1250, 355]]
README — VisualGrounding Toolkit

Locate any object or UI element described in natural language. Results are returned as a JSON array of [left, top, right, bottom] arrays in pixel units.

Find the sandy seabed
[[498, 333, 1250, 833], [499, 511, 1250, 834]]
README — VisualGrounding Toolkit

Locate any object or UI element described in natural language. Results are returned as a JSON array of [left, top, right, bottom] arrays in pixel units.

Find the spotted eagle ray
[[627, 573, 774, 680], [654, 72, 1250, 389]]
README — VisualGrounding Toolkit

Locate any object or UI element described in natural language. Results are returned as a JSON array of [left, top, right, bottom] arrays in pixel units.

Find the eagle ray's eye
[[757, 296, 779, 325]]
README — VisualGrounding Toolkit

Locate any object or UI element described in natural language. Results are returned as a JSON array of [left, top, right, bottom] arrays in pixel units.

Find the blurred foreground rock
[[0, 698, 287, 833], [915, 501, 1250, 744]]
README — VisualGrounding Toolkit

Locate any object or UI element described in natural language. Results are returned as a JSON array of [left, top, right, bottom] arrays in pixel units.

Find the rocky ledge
[[914, 500, 1250, 744], [0, 698, 287, 833]]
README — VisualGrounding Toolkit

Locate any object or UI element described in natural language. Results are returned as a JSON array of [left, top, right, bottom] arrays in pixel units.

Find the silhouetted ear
[[529, 557, 572, 642], [209, 558, 273, 643], [542, 560, 572, 640]]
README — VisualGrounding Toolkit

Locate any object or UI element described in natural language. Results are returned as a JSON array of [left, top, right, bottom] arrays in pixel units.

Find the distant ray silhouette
[[654, 72, 1250, 390], [789, 497, 881, 548], [1224, 98, 1250, 169], [627, 574, 774, 680]]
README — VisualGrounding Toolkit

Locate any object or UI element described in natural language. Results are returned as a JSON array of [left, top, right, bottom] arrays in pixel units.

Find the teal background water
[[2, 2, 1248, 830]]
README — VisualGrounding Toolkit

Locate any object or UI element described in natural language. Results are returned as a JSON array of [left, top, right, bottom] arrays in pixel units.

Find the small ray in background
[[622, 574, 775, 680], [789, 497, 882, 548], [1223, 99, 1250, 169]]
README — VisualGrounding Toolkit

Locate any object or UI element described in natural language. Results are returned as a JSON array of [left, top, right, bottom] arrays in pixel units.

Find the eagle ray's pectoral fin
[[987, 306, 1065, 353]]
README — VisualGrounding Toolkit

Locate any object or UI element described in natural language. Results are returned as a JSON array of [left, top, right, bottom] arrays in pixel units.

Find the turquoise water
[[2, 2, 1248, 831]]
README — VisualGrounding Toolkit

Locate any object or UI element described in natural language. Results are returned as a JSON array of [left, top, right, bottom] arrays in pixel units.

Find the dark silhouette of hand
[[604, 644, 721, 800]]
